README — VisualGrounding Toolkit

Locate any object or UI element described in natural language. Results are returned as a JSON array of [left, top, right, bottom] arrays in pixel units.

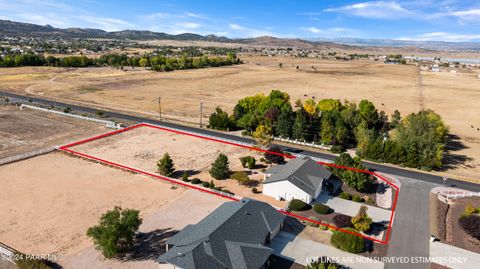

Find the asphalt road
[[385, 177, 438, 269], [3, 91, 480, 192]]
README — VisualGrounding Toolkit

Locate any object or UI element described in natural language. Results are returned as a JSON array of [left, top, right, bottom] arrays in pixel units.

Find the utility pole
[[159, 97, 162, 120], [199, 101, 203, 128]]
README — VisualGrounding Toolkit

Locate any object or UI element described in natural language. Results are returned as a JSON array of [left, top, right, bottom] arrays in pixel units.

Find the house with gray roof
[[158, 198, 285, 269], [263, 156, 332, 203]]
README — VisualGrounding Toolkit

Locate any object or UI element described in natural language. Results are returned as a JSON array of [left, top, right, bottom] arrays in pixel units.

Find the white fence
[[0, 147, 56, 166], [445, 192, 480, 200], [0, 243, 17, 262], [20, 104, 121, 129], [273, 136, 332, 150]]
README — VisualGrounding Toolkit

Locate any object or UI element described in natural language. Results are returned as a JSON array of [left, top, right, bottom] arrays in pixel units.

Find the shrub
[[330, 145, 344, 154], [231, 171, 251, 185], [306, 217, 320, 227], [319, 224, 328, 230], [239, 156, 256, 169], [87, 207, 142, 258], [330, 228, 365, 253], [209, 180, 215, 188], [288, 199, 312, 211], [351, 206, 373, 232], [352, 195, 363, 202], [307, 260, 340, 269], [252, 187, 260, 193], [314, 204, 332, 214], [209, 153, 231, 180], [182, 172, 189, 182], [191, 178, 202, 184], [459, 215, 480, 240], [157, 153, 175, 177], [339, 192, 352, 200], [15, 254, 53, 269], [202, 181, 210, 187], [464, 203, 479, 216], [264, 146, 285, 164], [332, 214, 353, 228], [63, 107, 71, 113]]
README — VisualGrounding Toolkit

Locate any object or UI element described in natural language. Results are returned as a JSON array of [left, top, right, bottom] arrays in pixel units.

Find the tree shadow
[[172, 169, 201, 178], [125, 228, 178, 261], [437, 134, 473, 171], [282, 217, 306, 237]]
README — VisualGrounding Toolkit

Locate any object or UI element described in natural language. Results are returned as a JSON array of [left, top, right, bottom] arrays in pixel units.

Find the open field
[[0, 105, 108, 158], [1, 55, 479, 180], [0, 152, 186, 256], [68, 124, 284, 206]]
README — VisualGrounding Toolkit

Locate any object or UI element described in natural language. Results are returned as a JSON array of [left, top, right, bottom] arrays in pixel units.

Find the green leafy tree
[[394, 110, 448, 169], [87, 207, 142, 258], [317, 99, 343, 113], [157, 153, 175, 177], [253, 124, 273, 147], [209, 153, 231, 180], [358, 100, 379, 128], [209, 107, 233, 131]]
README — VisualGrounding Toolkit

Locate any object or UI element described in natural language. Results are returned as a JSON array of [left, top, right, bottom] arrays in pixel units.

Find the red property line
[[59, 122, 399, 245]]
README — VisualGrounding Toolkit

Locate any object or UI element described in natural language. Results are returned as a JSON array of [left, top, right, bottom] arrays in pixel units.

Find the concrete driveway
[[385, 176, 437, 269], [315, 193, 392, 224], [268, 232, 384, 269], [430, 241, 480, 269]]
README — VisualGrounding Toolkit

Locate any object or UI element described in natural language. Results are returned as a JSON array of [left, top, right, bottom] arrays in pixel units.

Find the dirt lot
[[61, 189, 225, 269], [0, 105, 108, 158], [1, 56, 479, 180], [69, 124, 285, 207], [0, 152, 186, 256]]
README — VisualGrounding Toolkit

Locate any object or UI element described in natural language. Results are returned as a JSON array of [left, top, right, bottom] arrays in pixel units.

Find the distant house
[[158, 198, 285, 269], [263, 156, 332, 203]]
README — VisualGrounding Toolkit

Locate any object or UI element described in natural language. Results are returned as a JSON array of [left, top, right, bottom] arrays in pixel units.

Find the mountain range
[[2, 19, 480, 51]]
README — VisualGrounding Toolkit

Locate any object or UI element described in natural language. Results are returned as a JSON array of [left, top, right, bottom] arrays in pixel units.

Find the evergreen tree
[[157, 153, 175, 177], [276, 104, 294, 137], [209, 153, 231, 180], [292, 109, 307, 140]]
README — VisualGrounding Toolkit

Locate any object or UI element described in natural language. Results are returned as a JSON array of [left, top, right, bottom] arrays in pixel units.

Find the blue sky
[[1, 0, 480, 42]]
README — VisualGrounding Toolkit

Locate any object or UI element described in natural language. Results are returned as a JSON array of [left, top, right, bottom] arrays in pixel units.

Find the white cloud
[[302, 27, 322, 34], [76, 15, 134, 31], [397, 32, 480, 42], [176, 22, 200, 29], [325, 1, 415, 19], [300, 26, 358, 37], [228, 23, 275, 37], [229, 23, 243, 30], [432, 8, 480, 22]]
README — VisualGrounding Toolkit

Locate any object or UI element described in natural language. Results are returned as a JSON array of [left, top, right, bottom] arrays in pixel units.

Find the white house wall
[[263, 181, 312, 203]]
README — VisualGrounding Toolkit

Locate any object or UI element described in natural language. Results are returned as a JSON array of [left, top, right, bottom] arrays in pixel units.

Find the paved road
[[3, 91, 480, 193], [385, 177, 438, 269]]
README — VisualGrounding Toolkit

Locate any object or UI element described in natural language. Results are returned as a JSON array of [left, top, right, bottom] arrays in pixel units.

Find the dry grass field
[[1, 55, 479, 181], [0, 105, 108, 158], [0, 152, 186, 256]]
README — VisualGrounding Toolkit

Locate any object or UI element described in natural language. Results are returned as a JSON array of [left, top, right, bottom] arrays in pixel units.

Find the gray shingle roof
[[264, 156, 332, 197], [158, 198, 285, 269]]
